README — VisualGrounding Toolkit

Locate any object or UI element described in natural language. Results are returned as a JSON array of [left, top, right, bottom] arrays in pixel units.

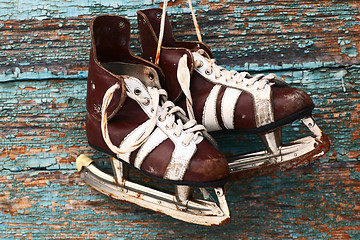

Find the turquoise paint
[[5, 69, 356, 171], [0, 0, 154, 20], [341, 43, 358, 58], [231, 60, 339, 72], [1, 1, 359, 82], [0, 1, 359, 236], [1, 164, 360, 238], [0, 68, 88, 83], [0, 61, 347, 82]]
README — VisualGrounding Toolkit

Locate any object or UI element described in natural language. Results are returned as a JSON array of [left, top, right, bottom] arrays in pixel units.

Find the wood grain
[[1, 0, 360, 80], [1, 162, 360, 239], [1, 0, 359, 238]]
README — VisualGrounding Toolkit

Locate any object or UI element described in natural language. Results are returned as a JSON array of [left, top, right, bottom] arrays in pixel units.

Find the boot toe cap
[[272, 87, 314, 122], [183, 140, 230, 185]]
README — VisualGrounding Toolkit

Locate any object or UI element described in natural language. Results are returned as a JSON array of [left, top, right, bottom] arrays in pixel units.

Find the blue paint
[[0, 68, 88, 83]]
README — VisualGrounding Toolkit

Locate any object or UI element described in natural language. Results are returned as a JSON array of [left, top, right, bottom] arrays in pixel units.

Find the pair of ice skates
[[76, 4, 330, 225]]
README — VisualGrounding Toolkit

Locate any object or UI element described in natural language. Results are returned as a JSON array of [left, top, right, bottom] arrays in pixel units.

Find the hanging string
[[155, 0, 202, 65]]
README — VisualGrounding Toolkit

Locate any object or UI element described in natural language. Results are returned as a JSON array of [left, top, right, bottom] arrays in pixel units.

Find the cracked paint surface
[[1, 0, 359, 238], [1, 0, 360, 80]]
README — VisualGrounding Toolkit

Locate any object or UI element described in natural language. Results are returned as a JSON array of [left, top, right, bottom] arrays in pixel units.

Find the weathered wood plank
[[1, 0, 360, 81], [1, 66, 358, 172], [1, 162, 360, 239], [1, 0, 359, 237]]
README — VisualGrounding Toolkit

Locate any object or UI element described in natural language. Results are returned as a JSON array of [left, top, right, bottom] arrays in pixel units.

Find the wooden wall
[[1, 0, 359, 238]]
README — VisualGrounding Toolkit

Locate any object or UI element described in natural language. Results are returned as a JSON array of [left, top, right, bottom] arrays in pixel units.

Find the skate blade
[[228, 116, 330, 179], [76, 155, 230, 226]]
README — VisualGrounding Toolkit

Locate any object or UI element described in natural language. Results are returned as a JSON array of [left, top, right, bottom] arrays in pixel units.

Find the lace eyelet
[[150, 107, 154, 113], [134, 88, 141, 95], [205, 69, 213, 75], [158, 116, 165, 122], [156, 12, 162, 19], [143, 97, 150, 106], [173, 132, 180, 138], [197, 61, 204, 68]]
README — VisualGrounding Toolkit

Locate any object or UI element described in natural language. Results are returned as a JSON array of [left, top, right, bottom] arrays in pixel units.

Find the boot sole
[[88, 143, 230, 187], [214, 105, 315, 134]]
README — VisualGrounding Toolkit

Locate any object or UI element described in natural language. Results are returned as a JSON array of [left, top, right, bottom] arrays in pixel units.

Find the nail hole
[[118, 22, 125, 28]]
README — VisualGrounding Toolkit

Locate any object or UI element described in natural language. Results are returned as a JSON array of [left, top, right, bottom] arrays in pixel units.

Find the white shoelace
[[101, 83, 205, 155], [155, 0, 201, 65], [175, 50, 276, 120], [193, 49, 276, 90], [155, 1, 277, 121]]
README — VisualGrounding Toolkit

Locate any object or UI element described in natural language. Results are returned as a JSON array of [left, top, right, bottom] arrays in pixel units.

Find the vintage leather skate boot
[[136, 5, 330, 179], [76, 15, 230, 225]]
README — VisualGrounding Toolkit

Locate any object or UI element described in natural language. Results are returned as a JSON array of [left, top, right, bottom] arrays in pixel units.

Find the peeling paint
[[1, 0, 359, 237], [0, 68, 87, 83], [1, 1, 360, 81]]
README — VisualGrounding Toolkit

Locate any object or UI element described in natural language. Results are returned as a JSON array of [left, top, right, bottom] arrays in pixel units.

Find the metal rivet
[[143, 97, 150, 106], [156, 12, 162, 19], [91, 83, 96, 90], [148, 73, 154, 80]]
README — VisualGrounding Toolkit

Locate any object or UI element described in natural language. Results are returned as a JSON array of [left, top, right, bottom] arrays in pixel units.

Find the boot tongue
[[158, 48, 194, 102], [101, 61, 162, 89]]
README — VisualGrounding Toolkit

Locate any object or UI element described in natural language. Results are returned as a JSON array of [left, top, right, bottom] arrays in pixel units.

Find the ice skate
[[136, 4, 330, 179], [76, 15, 230, 225]]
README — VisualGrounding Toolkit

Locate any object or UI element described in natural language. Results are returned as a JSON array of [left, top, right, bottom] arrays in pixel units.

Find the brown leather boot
[[137, 8, 330, 178], [76, 15, 230, 225]]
